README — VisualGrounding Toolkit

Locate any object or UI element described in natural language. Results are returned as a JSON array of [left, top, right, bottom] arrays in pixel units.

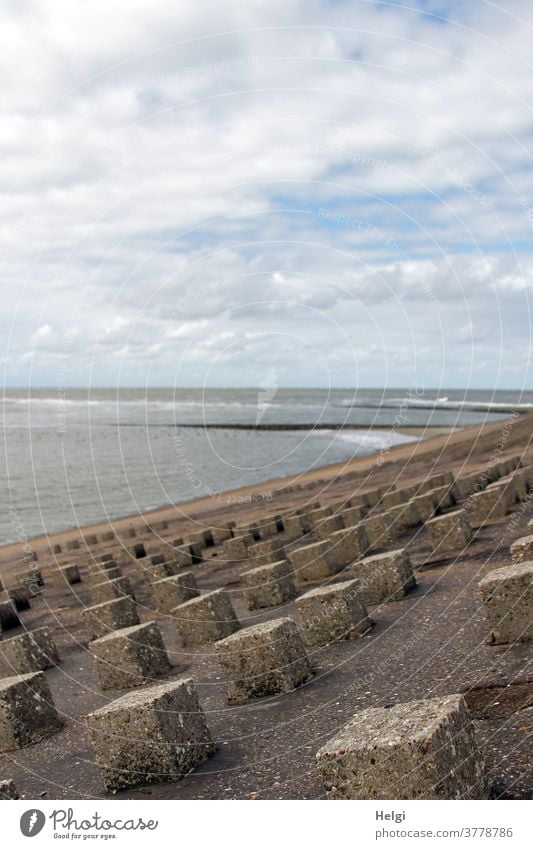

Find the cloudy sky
[[2, 0, 533, 389]]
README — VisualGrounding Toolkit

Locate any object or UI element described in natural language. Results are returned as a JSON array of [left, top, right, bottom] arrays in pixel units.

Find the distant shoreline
[[108, 422, 455, 435]]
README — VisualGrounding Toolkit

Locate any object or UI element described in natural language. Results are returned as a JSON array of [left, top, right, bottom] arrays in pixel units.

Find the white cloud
[[1, 0, 532, 387]]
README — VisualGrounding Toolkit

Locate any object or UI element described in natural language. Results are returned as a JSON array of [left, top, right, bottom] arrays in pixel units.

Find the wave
[[334, 398, 533, 413]]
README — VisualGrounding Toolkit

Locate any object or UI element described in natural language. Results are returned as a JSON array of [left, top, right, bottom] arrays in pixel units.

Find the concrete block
[[511, 534, 533, 563], [223, 534, 252, 561], [360, 514, 394, 551], [340, 505, 367, 527], [150, 572, 199, 614], [88, 566, 122, 587], [90, 622, 171, 691], [381, 490, 402, 509], [329, 525, 370, 568], [352, 549, 416, 605], [385, 502, 422, 534], [296, 579, 371, 646], [314, 514, 344, 540], [0, 600, 21, 631], [174, 590, 240, 647], [0, 672, 62, 751], [283, 513, 311, 537], [89, 576, 133, 605], [409, 492, 438, 522], [216, 617, 313, 704], [307, 506, 333, 527], [426, 511, 473, 555], [248, 538, 286, 566], [1, 585, 31, 612], [83, 597, 140, 641], [87, 677, 214, 793], [479, 561, 533, 644], [316, 694, 489, 799], [467, 486, 509, 527], [212, 525, 233, 544], [486, 479, 518, 509], [102, 531, 115, 542], [0, 779, 18, 798], [66, 539, 81, 551], [241, 560, 296, 610], [0, 627, 60, 676], [84, 534, 98, 546], [55, 564, 81, 585], [289, 540, 338, 585]]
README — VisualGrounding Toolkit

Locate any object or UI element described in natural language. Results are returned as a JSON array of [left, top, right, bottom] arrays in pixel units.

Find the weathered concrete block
[[223, 534, 252, 561], [159, 540, 194, 568], [359, 488, 383, 508], [0, 600, 21, 631], [100, 553, 115, 563], [66, 539, 81, 551], [135, 558, 171, 582], [510, 534, 533, 563], [0, 628, 59, 676], [428, 485, 456, 511], [467, 486, 509, 527], [55, 564, 81, 585], [340, 505, 367, 527], [283, 513, 311, 537], [328, 525, 370, 568], [242, 522, 262, 541], [486, 478, 518, 509], [479, 562, 533, 644], [316, 694, 489, 799], [307, 506, 333, 526], [0, 779, 18, 798], [248, 538, 286, 566], [90, 576, 133, 605], [409, 492, 437, 522], [241, 560, 296, 610], [360, 514, 394, 550], [1, 585, 31, 611], [216, 617, 313, 704], [352, 549, 416, 605], [385, 502, 422, 534], [88, 565, 122, 587], [212, 525, 233, 544], [174, 590, 240, 647], [315, 514, 345, 540], [83, 597, 140, 641], [102, 531, 115, 542], [289, 540, 338, 585], [87, 677, 214, 793], [426, 510, 473, 555], [256, 514, 281, 537], [381, 490, 402, 509], [84, 534, 98, 546], [90, 621, 171, 691], [131, 543, 146, 559], [0, 672, 62, 751], [296, 579, 371, 646], [150, 572, 199, 614]]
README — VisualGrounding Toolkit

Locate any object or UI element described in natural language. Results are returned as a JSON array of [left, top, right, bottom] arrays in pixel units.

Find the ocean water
[[1, 387, 531, 544]]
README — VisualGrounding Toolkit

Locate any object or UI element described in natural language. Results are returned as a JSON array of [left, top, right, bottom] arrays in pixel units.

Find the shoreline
[[1, 424, 455, 554], [0, 416, 519, 560]]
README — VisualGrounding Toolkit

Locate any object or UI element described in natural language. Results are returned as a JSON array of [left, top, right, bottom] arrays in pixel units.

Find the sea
[[1, 387, 531, 545]]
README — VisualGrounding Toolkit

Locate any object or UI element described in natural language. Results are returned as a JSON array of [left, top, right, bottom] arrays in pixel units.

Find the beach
[[0, 411, 531, 800]]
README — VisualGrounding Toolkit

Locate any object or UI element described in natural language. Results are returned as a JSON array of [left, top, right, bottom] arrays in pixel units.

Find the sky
[[1, 0, 533, 390]]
